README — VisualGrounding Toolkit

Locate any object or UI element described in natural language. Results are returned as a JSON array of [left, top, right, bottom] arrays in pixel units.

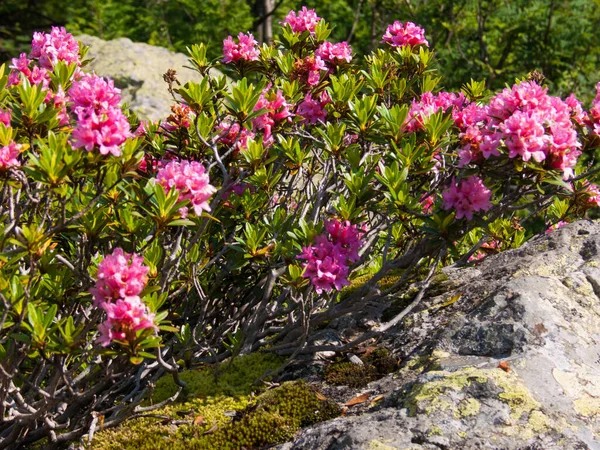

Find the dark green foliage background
[[1, 0, 600, 99]]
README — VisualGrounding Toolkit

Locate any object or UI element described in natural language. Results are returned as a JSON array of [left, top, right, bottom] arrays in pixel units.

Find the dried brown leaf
[[344, 393, 370, 406]]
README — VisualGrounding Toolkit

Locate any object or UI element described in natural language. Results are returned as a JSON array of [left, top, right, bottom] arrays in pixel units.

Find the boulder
[[77, 35, 221, 121], [279, 220, 600, 449]]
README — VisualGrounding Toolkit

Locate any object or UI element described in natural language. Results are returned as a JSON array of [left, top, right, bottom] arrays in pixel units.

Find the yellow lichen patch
[[427, 426, 443, 436], [528, 410, 553, 433], [574, 397, 600, 418], [403, 367, 488, 417], [369, 440, 398, 450], [92, 380, 340, 450], [457, 398, 481, 418], [402, 366, 556, 437]]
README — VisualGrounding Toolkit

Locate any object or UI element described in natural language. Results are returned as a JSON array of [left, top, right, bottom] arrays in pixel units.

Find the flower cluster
[[442, 176, 492, 220], [222, 32, 260, 64], [382, 21, 429, 48], [297, 92, 329, 124], [8, 53, 50, 88], [30, 26, 80, 70], [216, 121, 255, 152], [297, 219, 364, 294], [589, 82, 600, 137], [282, 7, 321, 34], [90, 248, 156, 347], [293, 55, 327, 87], [315, 41, 352, 65], [583, 183, 600, 207], [0, 109, 10, 127], [253, 89, 292, 145], [545, 221, 568, 234], [69, 73, 132, 156], [0, 142, 21, 170], [406, 91, 466, 132], [156, 160, 217, 217], [461, 81, 581, 178]]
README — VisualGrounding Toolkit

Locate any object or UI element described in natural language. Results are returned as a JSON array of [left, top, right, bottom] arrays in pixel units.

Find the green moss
[[324, 362, 377, 388], [150, 352, 284, 404], [341, 269, 406, 301], [92, 380, 340, 450], [324, 348, 398, 388]]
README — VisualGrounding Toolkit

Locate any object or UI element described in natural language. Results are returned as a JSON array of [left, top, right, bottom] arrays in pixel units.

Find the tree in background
[[1, 0, 600, 98]]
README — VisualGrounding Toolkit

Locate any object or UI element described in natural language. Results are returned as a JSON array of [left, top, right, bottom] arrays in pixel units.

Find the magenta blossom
[[216, 121, 255, 152], [156, 160, 217, 217], [0, 142, 21, 169], [90, 248, 150, 307], [442, 176, 492, 220], [222, 32, 260, 64], [315, 41, 352, 64], [97, 296, 156, 347], [282, 7, 322, 34], [297, 93, 328, 124], [69, 73, 132, 156], [297, 219, 364, 293], [253, 89, 292, 145], [0, 109, 11, 127], [382, 21, 429, 48], [478, 81, 581, 178], [545, 221, 568, 234], [8, 53, 50, 88], [30, 26, 80, 70]]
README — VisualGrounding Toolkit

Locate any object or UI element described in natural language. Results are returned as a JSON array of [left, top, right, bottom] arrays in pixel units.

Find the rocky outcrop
[[279, 220, 600, 449], [77, 35, 221, 121]]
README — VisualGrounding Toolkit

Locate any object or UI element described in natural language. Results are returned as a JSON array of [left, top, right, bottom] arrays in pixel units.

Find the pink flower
[[293, 55, 327, 87], [545, 221, 568, 234], [564, 94, 587, 125], [298, 236, 351, 294], [420, 194, 434, 213], [0, 108, 11, 126], [8, 53, 50, 88], [90, 248, 150, 307], [297, 219, 365, 293], [382, 21, 429, 48], [584, 183, 600, 207], [222, 32, 260, 64], [253, 89, 291, 145], [282, 7, 322, 34], [315, 41, 352, 64], [325, 219, 364, 262], [30, 26, 80, 70], [156, 160, 217, 217], [442, 176, 492, 220], [406, 91, 466, 132], [462, 81, 581, 178], [297, 93, 327, 124], [97, 296, 156, 347], [588, 82, 600, 137], [69, 73, 132, 156], [215, 121, 255, 151], [0, 142, 21, 169]]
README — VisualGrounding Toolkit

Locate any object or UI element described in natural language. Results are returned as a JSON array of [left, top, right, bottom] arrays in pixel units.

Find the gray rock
[[77, 35, 222, 121], [280, 220, 600, 450]]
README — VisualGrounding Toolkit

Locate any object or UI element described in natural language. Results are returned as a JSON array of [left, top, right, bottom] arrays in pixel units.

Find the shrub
[[0, 9, 599, 448]]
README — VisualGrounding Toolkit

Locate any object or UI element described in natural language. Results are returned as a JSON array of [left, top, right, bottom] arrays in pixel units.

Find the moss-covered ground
[[91, 352, 340, 450]]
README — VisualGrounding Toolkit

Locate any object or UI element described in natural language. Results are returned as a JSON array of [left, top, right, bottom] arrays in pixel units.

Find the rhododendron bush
[[1, 12, 600, 449]]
